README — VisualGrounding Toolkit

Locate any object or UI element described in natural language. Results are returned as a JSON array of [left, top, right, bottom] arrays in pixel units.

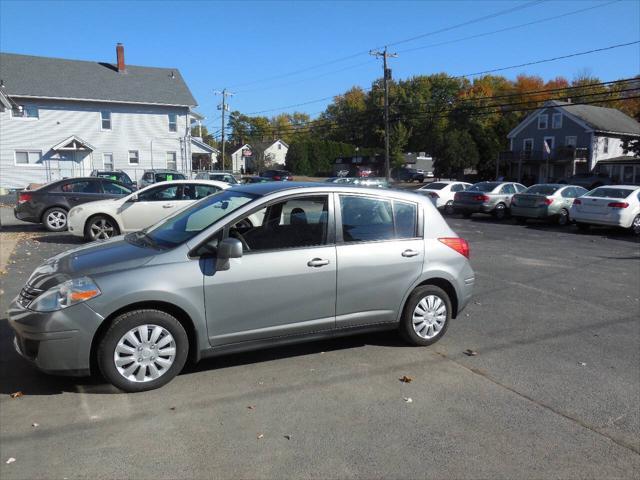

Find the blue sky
[[1, 0, 639, 133]]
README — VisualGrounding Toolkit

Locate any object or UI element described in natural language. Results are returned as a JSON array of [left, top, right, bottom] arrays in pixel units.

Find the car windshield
[[468, 182, 500, 192], [585, 187, 634, 199], [525, 185, 560, 195], [422, 182, 447, 190], [138, 190, 259, 249], [155, 173, 185, 182]]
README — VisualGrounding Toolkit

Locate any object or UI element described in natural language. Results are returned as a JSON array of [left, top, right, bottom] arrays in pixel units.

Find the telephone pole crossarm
[[369, 47, 398, 182]]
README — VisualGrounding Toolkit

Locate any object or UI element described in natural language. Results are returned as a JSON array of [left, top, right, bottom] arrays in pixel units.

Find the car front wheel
[[85, 215, 120, 241], [43, 207, 68, 232], [557, 209, 569, 226], [400, 285, 451, 346], [97, 309, 189, 392]]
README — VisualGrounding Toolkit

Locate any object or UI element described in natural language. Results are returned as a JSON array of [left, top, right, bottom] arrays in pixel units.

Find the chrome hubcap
[[633, 216, 640, 234], [47, 211, 66, 229], [412, 295, 447, 339], [90, 219, 115, 240], [114, 325, 176, 383]]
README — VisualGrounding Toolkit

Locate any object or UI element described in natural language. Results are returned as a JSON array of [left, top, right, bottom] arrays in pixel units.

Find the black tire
[[576, 223, 590, 232], [631, 214, 640, 236], [97, 309, 189, 393], [400, 285, 452, 346], [557, 208, 569, 226], [444, 201, 455, 215], [493, 203, 507, 220], [84, 215, 120, 242], [42, 207, 68, 232]]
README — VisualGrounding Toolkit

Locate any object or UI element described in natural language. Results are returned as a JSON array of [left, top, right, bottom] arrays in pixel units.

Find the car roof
[[135, 179, 230, 193], [591, 185, 638, 190], [145, 169, 183, 173]]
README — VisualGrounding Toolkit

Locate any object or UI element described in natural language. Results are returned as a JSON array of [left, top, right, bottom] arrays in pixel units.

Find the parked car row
[[426, 180, 640, 235]]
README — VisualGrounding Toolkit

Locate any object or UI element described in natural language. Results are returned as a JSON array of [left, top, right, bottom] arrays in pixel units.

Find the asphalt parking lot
[[0, 205, 639, 479]]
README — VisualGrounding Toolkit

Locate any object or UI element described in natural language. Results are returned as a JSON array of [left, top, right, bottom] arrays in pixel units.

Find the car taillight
[[429, 192, 439, 198], [18, 192, 32, 204], [474, 194, 489, 202], [608, 202, 629, 208], [274, 176, 281, 180], [439, 238, 470, 259], [573, 199, 582, 205], [543, 197, 553, 205]]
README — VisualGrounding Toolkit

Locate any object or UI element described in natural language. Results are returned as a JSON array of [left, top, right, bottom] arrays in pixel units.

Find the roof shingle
[[550, 100, 640, 135]]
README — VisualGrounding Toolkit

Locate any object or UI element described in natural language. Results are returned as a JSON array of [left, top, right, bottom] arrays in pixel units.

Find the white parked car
[[570, 185, 640, 235], [417, 181, 472, 214], [68, 180, 229, 241]]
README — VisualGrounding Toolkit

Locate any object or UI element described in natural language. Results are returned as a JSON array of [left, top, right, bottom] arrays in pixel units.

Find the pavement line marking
[[434, 351, 640, 456]]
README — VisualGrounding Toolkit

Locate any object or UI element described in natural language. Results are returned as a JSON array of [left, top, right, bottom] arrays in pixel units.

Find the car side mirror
[[128, 193, 139, 202], [215, 237, 243, 271]]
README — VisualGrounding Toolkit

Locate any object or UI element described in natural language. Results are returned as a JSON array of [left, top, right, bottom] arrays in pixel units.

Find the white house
[[0, 44, 216, 191], [230, 139, 288, 173]]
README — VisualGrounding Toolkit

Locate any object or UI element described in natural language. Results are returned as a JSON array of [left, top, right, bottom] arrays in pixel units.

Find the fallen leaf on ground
[[578, 362, 587, 366], [463, 349, 478, 356], [399, 375, 413, 383], [403, 397, 413, 403], [6, 458, 16, 464], [283, 434, 292, 440], [247, 405, 255, 410], [10, 391, 23, 399], [169, 407, 176, 411], [257, 433, 264, 439], [31, 423, 39, 428]]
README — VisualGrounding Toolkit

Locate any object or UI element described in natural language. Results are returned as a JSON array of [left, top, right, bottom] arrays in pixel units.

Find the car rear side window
[[60, 181, 100, 193], [339, 195, 418, 242], [102, 181, 131, 195], [394, 201, 417, 238]]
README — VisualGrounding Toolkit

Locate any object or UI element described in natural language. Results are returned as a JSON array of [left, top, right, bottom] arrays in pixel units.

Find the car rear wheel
[[85, 215, 120, 241], [97, 309, 189, 392], [400, 285, 451, 346], [557, 209, 569, 226], [43, 207, 68, 232], [444, 201, 454, 215], [631, 214, 640, 235], [493, 203, 507, 220]]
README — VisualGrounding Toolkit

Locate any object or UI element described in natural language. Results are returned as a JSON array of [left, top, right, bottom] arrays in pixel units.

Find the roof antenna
[[170, 71, 175, 79]]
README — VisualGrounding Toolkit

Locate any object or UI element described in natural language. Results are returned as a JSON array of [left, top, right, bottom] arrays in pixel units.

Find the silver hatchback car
[[9, 183, 474, 392]]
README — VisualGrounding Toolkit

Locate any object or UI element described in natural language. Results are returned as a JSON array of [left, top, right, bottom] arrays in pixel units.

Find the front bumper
[[8, 298, 105, 376], [67, 210, 86, 237]]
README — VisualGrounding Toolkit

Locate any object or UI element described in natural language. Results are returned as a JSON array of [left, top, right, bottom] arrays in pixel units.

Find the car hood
[[24, 237, 155, 292]]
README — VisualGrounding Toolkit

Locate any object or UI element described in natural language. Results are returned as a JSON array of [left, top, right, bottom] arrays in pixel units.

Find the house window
[[603, 137, 609, 154], [277, 143, 282, 150], [523, 138, 533, 153], [12, 105, 38, 118], [168, 113, 177, 132], [103, 153, 114, 170], [552, 113, 562, 129], [128, 150, 139, 165], [538, 114, 548, 129], [166, 151, 177, 170], [565, 136, 577, 148], [15, 150, 42, 166], [101, 111, 111, 130]]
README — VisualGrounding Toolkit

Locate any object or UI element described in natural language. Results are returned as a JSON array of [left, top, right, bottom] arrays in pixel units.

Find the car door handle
[[402, 249, 420, 258], [307, 258, 330, 267], [162, 204, 175, 208]]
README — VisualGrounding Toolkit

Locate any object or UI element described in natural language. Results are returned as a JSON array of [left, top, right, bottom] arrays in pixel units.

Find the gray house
[[501, 100, 640, 184], [0, 44, 216, 191]]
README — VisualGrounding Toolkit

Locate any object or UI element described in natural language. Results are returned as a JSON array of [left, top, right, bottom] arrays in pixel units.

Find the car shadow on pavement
[[0, 224, 43, 233], [32, 234, 85, 245], [523, 222, 640, 243], [0, 322, 404, 396]]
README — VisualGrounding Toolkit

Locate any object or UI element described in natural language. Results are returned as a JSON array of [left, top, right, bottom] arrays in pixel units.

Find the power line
[[226, 0, 545, 90], [453, 40, 640, 78]]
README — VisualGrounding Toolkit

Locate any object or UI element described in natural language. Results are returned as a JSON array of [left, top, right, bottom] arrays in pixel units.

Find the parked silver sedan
[[453, 181, 526, 219], [511, 184, 588, 225], [9, 183, 474, 392]]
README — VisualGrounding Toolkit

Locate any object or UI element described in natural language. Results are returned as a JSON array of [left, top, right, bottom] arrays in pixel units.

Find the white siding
[[263, 141, 288, 166], [593, 135, 627, 164], [0, 98, 191, 189]]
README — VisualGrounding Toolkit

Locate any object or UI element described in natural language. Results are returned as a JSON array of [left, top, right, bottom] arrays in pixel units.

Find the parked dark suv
[[90, 170, 137, 190], [558, 172, 614, 190], [392, 167, 425, 183], [14, 177, 132, 231], [139, 169, 186, 189]]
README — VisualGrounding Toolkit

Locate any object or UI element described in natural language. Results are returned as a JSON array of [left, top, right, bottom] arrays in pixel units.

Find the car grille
[[18, 284, 44, 308]]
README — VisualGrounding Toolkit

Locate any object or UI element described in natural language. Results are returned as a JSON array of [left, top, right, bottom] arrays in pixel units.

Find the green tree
[[435, 129, 479, 178]]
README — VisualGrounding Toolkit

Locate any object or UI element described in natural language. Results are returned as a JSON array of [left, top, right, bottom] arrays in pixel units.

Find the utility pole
[[215, 89, 234, 171], [370, 47, 398, 182]]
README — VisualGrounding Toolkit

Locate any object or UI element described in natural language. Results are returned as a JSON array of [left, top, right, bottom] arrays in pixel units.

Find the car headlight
[[29, 276, 101, 312]]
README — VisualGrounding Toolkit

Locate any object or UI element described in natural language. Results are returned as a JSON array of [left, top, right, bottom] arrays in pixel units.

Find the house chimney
[[116, 43, 126, 73]]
